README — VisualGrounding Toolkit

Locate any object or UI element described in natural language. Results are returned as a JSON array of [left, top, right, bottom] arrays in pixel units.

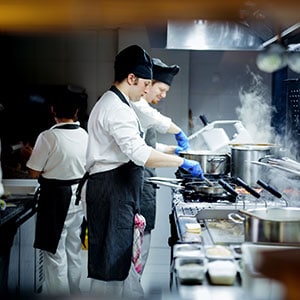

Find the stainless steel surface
[[236, 207, 300, 244], [230, 144, 277, 186], [179, 151, 230, 175], [2, 179, 39, 195], [144, 179, 184, 190], [147, 19, 300, 51]]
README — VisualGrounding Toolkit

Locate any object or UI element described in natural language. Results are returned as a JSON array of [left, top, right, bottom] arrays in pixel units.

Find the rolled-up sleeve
[[108, 105, 152, 166]]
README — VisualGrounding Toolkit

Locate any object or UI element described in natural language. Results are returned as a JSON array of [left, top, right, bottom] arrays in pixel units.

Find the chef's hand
[[180, 158, 204, 179], [175, 130, 190, 153]]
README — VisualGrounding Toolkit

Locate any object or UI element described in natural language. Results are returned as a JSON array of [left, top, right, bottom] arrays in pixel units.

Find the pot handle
[[207, 156, 226, 163], [228, 212, 244, 224], [236, 177, 261, 198]]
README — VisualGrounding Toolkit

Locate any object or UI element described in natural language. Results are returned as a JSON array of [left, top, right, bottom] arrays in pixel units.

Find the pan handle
[[199, 114, 209, 126], [256, 179, 282, 198], [256, 179, 288, 207], [218, 179, 238, 198], [235, 177, 261, 199]]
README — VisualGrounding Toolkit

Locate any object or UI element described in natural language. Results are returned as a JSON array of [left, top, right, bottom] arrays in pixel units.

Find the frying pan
[[145, 177, 225, 196]]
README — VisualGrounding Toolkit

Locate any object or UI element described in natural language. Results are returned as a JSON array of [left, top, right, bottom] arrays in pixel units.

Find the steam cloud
[[236, 67, 300, 206], [236, 67, 276, 143]]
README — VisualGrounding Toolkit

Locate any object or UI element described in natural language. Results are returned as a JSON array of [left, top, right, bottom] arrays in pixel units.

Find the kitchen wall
[[0, 26, 274, 139], [1, 25, 298, 246]]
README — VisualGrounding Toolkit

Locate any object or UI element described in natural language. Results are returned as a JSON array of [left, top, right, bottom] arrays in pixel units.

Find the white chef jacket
[[86, 90, 152, 174], [132, 98, 171, 133], [26, 122, 88, 180], [132, 97, 172, 152]]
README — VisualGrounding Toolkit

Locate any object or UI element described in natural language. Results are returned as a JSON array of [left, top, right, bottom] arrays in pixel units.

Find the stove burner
[[175, 169, 237, 203]]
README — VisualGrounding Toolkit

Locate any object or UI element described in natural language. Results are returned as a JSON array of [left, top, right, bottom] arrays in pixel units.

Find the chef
[[26, 91, 88, 296], [84, 44, 203, 299], [131, 58, 189, 274]]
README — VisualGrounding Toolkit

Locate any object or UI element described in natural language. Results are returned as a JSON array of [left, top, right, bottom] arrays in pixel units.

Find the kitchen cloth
[[132, 213, 146, 274]]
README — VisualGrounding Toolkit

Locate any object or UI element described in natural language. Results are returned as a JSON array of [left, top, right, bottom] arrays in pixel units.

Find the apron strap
[[54, 124, 80, 129], [109, 85, 143, 138]]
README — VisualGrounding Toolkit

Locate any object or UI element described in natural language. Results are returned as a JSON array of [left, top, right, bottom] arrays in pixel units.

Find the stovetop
[[175, 169, 237, 203]]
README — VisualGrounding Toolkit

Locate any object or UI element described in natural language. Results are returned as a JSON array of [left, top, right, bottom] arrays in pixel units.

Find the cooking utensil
[[179, 151, 230, 175], [203, 176, 214, 187], [229, 207, 300, 244], [147, 177, 183, 183], [218, 179, 239, 199], [256, 179, 288, 207], [184, 181, 225, 195], [145, 177, 225, 196], [230, 143, 278, 186], [144, 179, 184, 190], [235, 177, 261, 199]]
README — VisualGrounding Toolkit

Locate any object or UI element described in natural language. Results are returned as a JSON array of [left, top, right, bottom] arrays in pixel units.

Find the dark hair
[[52, 90, 80, 119]]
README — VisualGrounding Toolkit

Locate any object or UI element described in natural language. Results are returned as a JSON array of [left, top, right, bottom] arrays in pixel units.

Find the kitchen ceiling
[[0, 0, 299, 51], [0, 0, 299, 31]]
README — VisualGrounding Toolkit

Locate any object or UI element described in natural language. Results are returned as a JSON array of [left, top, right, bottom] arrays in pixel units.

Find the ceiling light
[[256, 44, 287, 73]]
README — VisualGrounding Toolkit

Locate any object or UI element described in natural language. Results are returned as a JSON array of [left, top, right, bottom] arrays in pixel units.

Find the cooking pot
[[179, 150, 230, 175], [229, 207, 300, 244], [230, 143, 277, 186]]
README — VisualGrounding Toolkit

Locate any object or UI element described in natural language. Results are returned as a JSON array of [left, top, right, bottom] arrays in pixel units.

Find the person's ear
[[128, 73, 137, 85]]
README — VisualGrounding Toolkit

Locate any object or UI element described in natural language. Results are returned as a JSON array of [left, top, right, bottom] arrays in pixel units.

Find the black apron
[[86, 86, 144, 281], [140, 128, 158, 232], [34, 124, 81, 254]]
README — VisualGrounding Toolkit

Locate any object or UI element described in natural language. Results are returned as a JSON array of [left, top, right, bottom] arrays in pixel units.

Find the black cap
[[152, 58, 180, 86], [114, 45, 153, 80]]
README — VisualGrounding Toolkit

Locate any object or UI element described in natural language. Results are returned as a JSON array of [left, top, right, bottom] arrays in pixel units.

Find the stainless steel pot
[[229, 207, 300, 244], [230, 143, 277, 186], [179, 150, 230, 175]]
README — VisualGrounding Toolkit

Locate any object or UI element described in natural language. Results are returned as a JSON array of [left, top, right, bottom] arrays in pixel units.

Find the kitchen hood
[[147, 20, 300, 51]]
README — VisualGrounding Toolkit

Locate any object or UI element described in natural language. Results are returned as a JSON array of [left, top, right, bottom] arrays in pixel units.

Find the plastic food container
[[207, 260, 237, 285], [173, 243, 204, 258], [175, 257, 206, 284]]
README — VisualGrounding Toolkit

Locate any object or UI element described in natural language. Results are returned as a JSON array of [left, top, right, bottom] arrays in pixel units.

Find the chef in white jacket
[[132, 58, 190, 274]]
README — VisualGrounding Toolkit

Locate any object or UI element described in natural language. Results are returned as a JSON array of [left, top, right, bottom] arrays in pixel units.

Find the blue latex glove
[[180, 158, 204, 179], [175, 146, 184, 155], [175, 130, 190, 151]]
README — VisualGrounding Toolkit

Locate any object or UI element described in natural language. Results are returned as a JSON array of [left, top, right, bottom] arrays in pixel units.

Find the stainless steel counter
[[170, 189, 288, 300]]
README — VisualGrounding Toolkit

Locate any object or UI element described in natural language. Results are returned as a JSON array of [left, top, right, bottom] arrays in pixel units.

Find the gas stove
[[175, 169, 237, 203]]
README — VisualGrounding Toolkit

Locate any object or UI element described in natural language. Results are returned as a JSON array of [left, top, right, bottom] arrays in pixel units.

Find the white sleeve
[[26, 132, 52, 172], [132, 99, 172, 134]]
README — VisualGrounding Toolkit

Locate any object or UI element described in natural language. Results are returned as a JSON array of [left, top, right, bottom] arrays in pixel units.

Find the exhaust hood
[[147, 20, 300, 51]]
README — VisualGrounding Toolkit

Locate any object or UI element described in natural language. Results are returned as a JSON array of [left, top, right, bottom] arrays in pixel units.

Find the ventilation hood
[[147, 20, 300, 51]]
